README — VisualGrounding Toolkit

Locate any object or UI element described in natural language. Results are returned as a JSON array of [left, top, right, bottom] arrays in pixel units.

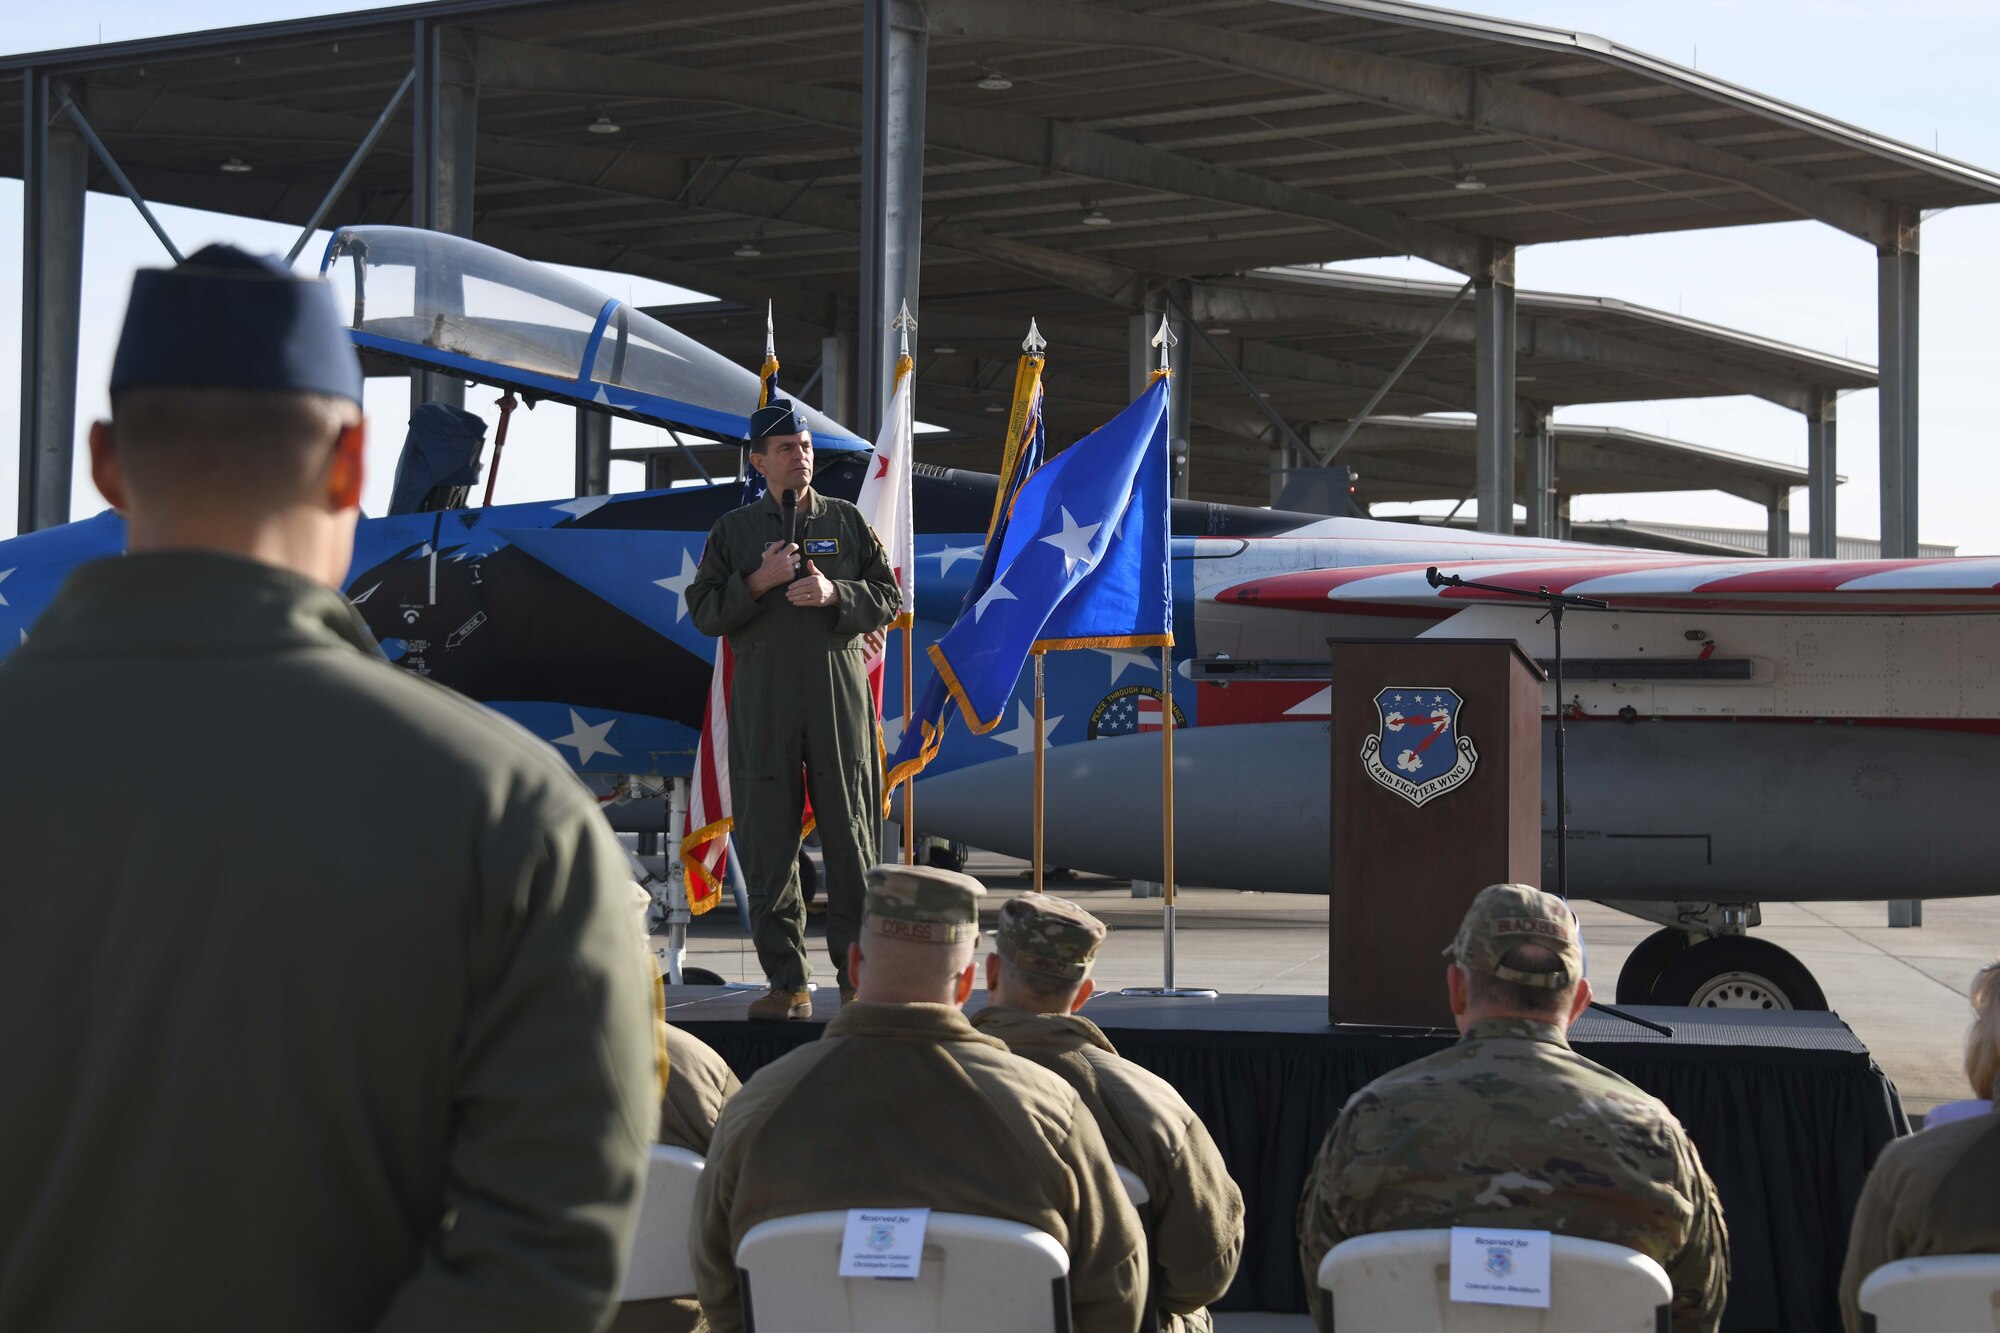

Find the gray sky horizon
[[4, 0, 1997, 550]]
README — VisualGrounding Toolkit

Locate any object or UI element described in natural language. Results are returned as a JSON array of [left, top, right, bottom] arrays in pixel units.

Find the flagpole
[[1033, 652, 1046, 894], [1160, 646, 1176, 986], [886, 299, 918, 867], [902, 627, 916, 865], [1123, 316, 1215, 1000]]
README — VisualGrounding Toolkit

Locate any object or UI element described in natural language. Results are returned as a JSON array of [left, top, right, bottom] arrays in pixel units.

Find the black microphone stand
[[1425, 567, 1673, 1039]]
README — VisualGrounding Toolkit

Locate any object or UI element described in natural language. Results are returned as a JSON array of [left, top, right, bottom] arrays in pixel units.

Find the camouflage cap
[[1443, 883, 1582, 990], [996, 894, 1107, 982], [863, 864, 985, 944]]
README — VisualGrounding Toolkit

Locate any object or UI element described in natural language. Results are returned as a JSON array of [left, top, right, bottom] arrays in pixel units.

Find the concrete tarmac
[[657, 855, 1992, 1116]]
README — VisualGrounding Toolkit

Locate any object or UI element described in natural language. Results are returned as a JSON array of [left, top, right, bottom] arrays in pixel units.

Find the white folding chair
[[620, 1145, 705, 1301], [1858, 1254, 2000, 1332], [1115, 1166, 1151, 1210], [735, 1210, 1072, 1333], [1316, 1229, 1672, 1332]]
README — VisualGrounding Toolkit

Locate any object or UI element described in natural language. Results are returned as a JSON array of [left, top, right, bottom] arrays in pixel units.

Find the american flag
[[1137, 693, 1167, 733], [1094, 686, 1178, 739]]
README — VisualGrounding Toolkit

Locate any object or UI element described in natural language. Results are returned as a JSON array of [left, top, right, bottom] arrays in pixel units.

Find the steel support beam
[[1189, 284, 1818, 413], [474, 35, 1484, 275], [1522, 403, 1556, 539], [411, 20, 477, 415], [820, 328, 856, 426], [1765, 491, 1792, 558], [926, 0, 1902, 248], [18, 72, 88, 534], [55, 95, 182, 263], [1878, 217, 1921, 559], [1807, 389, 1838, 558], [857, 0, 926, 438], [1473, 248, 1517, 534], [575, 407, 611, 497]]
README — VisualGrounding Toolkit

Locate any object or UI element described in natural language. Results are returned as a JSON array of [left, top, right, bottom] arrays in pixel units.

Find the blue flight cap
[[748, 394, 806, 440], [110, 243, 364, 405]]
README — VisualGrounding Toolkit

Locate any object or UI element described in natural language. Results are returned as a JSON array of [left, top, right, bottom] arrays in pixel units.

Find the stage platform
[[665, 987, 1908, 1333]]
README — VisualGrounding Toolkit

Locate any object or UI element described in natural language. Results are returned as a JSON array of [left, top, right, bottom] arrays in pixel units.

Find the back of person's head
[[848, 865, 985, 1006], [986, 894, 1107, 1014], [1967, 960, 2000, 1099], [1443, 883, 1591, 1030], [92, 244, 367, 584], [110, 386, 359, 510]]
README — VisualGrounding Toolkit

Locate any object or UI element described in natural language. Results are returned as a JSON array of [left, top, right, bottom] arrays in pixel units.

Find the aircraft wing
[[1211, 555, 2000, 615]]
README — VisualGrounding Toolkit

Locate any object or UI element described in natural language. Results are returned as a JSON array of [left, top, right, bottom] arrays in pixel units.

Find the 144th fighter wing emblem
[[1359, 686, 1479, 808]]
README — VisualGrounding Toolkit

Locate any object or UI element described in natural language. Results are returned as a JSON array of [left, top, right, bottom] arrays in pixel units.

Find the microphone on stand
[[781, 488, 800, 581]]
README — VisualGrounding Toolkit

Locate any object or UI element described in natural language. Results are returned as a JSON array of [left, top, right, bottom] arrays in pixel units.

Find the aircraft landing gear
[[1607, 903, 1829, 1011], [1648, 936, 1827, 1011], [1615, 928, 1690, 1005]]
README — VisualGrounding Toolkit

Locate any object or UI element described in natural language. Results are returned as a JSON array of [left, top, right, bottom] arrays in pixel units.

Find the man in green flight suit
[[687, 396, 901, 1020]]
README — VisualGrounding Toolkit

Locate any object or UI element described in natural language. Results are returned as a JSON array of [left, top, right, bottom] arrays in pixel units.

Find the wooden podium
[[1327, 638, 1544, 1027]]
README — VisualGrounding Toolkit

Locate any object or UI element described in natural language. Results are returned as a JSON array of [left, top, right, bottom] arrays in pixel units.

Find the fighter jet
[[5, 224, 1995, 1014]]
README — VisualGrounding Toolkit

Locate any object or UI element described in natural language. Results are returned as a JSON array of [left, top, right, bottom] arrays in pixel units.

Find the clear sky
[[3, 1, 1996, 549]]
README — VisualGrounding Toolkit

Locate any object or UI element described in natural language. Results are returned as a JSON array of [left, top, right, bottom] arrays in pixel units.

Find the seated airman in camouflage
[[974, 894, 1244, 1333], [691, 866, 1147, 1333], [1297, 883, 1730, 1333]]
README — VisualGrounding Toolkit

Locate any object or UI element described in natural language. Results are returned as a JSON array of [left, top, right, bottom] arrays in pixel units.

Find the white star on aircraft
[[552, 495, 613, 520], [929, 543, 985, 576], [653, 548, 701, 622], [991, 700, 1064, 756], [1096, 646, 1154, 684], [551, 709, 622, 763]]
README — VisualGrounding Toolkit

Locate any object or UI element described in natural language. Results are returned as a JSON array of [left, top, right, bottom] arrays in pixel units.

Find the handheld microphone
[[781, 488, 800, 580]]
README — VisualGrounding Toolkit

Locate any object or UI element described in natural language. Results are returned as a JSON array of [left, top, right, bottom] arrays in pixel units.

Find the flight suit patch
[[804, 538, 840, 556]]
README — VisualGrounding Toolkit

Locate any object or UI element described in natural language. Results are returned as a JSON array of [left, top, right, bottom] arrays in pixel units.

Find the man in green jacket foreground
[[685, 399, 900, 1019], [0, 246, 661, 1333]]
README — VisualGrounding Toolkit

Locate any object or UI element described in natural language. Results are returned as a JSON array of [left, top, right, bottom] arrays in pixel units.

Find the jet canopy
[[318, 226, 864, 449]]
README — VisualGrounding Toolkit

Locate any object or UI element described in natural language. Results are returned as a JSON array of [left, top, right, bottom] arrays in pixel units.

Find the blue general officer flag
[[929, 377, 1171, 733]]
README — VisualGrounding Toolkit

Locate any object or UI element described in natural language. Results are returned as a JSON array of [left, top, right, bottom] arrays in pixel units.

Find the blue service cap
[[749, 395, 806, 440], [110, 244, 364, 405]]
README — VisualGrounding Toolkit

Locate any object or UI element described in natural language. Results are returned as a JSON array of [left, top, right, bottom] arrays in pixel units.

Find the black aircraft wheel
[[798, 850, 820, 907], [679, 967, 727, 987], [1615, 928, 1691, 1006], [1649, 936, 1827, 1011]]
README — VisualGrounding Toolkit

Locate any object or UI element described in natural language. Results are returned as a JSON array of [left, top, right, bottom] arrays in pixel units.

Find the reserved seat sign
[[838, 1207, 931, 1279], [1448, 1226, 1552, 1308]]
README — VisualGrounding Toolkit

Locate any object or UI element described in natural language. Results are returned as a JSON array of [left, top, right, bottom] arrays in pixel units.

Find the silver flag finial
[[1150, 315, 1177, 373], [892, 299, 916, 357], [1022, 317, 1047, 355], [763, 299, 775, 359]]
